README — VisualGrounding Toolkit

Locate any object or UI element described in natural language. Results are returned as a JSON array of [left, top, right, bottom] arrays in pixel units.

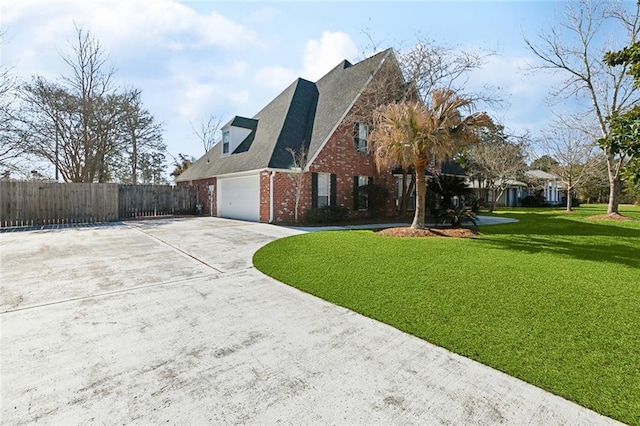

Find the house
[[176, 49, 407, 223], [524, 169, 565, 205], [468, 170, 565, 208]]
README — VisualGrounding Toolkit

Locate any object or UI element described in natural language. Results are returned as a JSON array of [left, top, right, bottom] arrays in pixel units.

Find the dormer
[[221, 116, 258, 156]]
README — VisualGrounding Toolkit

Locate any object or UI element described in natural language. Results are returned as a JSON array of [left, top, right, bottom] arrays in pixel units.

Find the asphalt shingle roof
[[176, 49, 393, 182]]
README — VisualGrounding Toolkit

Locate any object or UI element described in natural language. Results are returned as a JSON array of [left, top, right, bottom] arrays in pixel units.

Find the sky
[[0, 0, 627, 175]]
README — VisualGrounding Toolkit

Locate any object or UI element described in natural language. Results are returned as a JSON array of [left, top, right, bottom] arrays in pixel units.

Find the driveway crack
[[129, 225, 223, 273]]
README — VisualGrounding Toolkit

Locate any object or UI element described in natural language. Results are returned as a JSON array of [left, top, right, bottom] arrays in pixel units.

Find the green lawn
[[254, 204, 640, 425]]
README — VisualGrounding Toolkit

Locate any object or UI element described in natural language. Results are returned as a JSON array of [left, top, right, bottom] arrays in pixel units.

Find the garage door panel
[[217, 175, 260, 222]]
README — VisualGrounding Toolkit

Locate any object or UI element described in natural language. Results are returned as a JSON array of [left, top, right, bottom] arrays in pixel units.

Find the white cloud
[[175, 80, 218, 120], [226, 90, 250, 106], [3, 0, 258, 54], [302, 31, 357, 81], [253, 66, 298, 91]]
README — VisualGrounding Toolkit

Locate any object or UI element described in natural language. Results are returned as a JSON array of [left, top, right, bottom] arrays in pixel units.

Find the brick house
[[176, 49, 406, 223]]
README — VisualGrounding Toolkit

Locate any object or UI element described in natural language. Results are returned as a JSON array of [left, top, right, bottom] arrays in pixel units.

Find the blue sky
[[1, 0, 621, 171]]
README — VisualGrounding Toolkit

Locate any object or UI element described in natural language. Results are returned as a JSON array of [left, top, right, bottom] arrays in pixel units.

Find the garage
[[217, 174, 261, 222]]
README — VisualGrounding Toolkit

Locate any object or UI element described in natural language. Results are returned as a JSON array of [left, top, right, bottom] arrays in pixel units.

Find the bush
[[438, 205, 478, 228], [358, 183, 389, 218], [561, 198, 581, 208], [521, 195, 540, 207], [304, 205, 349, 224]]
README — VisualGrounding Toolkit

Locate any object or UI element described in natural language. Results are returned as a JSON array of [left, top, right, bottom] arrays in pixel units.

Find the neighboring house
[[176, 49, 405, 223], [468, 169, 565, 208], [394, 161, 470, 212], [524, 169, 565, 205], [467, 178, 528, 208]]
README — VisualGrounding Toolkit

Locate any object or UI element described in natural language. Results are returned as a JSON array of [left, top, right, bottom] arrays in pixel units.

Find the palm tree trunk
[[400, 169, 408, 216], [411, 164, 426, 229]]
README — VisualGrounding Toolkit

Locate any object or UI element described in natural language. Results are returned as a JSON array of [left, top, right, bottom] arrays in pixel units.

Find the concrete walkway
[[288, 215, 518, 232], [0, 217, 617, 424]]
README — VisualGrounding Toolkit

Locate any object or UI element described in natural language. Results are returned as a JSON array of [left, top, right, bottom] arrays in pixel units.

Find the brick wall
[[268, 118, 398, 223], [182, 178, 217, 216]]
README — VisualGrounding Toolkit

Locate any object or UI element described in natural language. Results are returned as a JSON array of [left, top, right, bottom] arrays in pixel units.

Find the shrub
[[438, 205, 478, 228], [561, 197, 581, 208], [521, 195, 540, 207], [304, 205, 349, 224], [358, 183, 389, 218]]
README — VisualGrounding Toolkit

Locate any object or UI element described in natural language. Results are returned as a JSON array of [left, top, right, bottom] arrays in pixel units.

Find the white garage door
[[217, 174, 260, 222]]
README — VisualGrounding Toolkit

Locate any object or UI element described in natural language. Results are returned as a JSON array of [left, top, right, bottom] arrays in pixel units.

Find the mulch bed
[[586, 213, 637, 221], [377, 227, 480, 238]]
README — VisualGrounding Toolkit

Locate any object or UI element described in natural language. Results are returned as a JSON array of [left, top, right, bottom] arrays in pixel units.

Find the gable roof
[[176, 49, 396, 182], [525, 169, 560, 180]]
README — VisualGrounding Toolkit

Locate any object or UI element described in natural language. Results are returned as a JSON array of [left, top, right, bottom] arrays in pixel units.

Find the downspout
[[269, 171, 274, 223]]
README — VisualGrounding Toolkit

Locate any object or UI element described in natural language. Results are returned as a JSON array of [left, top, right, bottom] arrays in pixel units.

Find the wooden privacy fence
[[0, 182, 198, 227], [118, 184, 197, 220]]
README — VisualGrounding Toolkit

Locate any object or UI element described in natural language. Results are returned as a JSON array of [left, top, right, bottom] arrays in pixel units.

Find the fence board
[[0, 182, 197, 227]]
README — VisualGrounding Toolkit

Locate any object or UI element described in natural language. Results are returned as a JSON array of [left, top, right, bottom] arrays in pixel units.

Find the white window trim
[[356, 123, 368, 153], [318, 173, 330, 207], [222, 131, 230, 156]]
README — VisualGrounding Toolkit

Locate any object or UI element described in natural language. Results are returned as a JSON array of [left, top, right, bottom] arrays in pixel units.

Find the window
[[317, 173, 330, 207], [222, 131, 230, 154], [355, 123, 368, 153], [358, 175, 369, 211]]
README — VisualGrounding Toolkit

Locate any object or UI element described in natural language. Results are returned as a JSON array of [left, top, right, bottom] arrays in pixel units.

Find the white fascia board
[[265, 167, 298, 173], [215, 169, 264, 179]]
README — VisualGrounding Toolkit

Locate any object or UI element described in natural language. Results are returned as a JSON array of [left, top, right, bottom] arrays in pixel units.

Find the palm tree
[[370, 89, 492, 228], [427, 174, 474, 207], [170, 153, 194, 181]]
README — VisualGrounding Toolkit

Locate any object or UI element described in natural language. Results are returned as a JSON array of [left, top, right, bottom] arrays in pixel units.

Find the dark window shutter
[[311, 173, 318, 208], [353, 176, 359, 211], [368, 176, 374, 185], [330, 174, 337, 206]]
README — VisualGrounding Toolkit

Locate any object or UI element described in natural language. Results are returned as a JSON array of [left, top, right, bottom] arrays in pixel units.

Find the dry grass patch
[[586, 212, 637, 221]]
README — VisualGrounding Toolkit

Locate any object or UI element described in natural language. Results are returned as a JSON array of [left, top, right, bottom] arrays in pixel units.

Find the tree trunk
[[606, 154, 619, 214], [489, 187, 505, 213], [607, 176, 620, 215], [400, 170, 415, 217], [566, 176, 573, 213], [131, 133, 138, 185], [411, 164, 426, 229], [294, 176, 301, 223]]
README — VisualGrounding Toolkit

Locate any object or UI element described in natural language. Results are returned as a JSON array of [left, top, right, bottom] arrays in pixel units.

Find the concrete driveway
[[1, 218, 618, 424]]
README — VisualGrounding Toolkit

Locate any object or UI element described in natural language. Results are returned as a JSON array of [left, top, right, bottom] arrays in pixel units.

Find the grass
[[254, 204, 640, 425]]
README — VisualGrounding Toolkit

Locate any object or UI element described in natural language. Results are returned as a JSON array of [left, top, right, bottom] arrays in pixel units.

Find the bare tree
[[118, 89, 164, 184], [580, 153, 610, 203], [464, 127, 528, 212], [191, 114, 221, 153], [538, 119, 598, 211], [18, 26, 165, 183], [524, 0, 640, 215], [286, 144, 308, 223], [0, 34, 25, 171]]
